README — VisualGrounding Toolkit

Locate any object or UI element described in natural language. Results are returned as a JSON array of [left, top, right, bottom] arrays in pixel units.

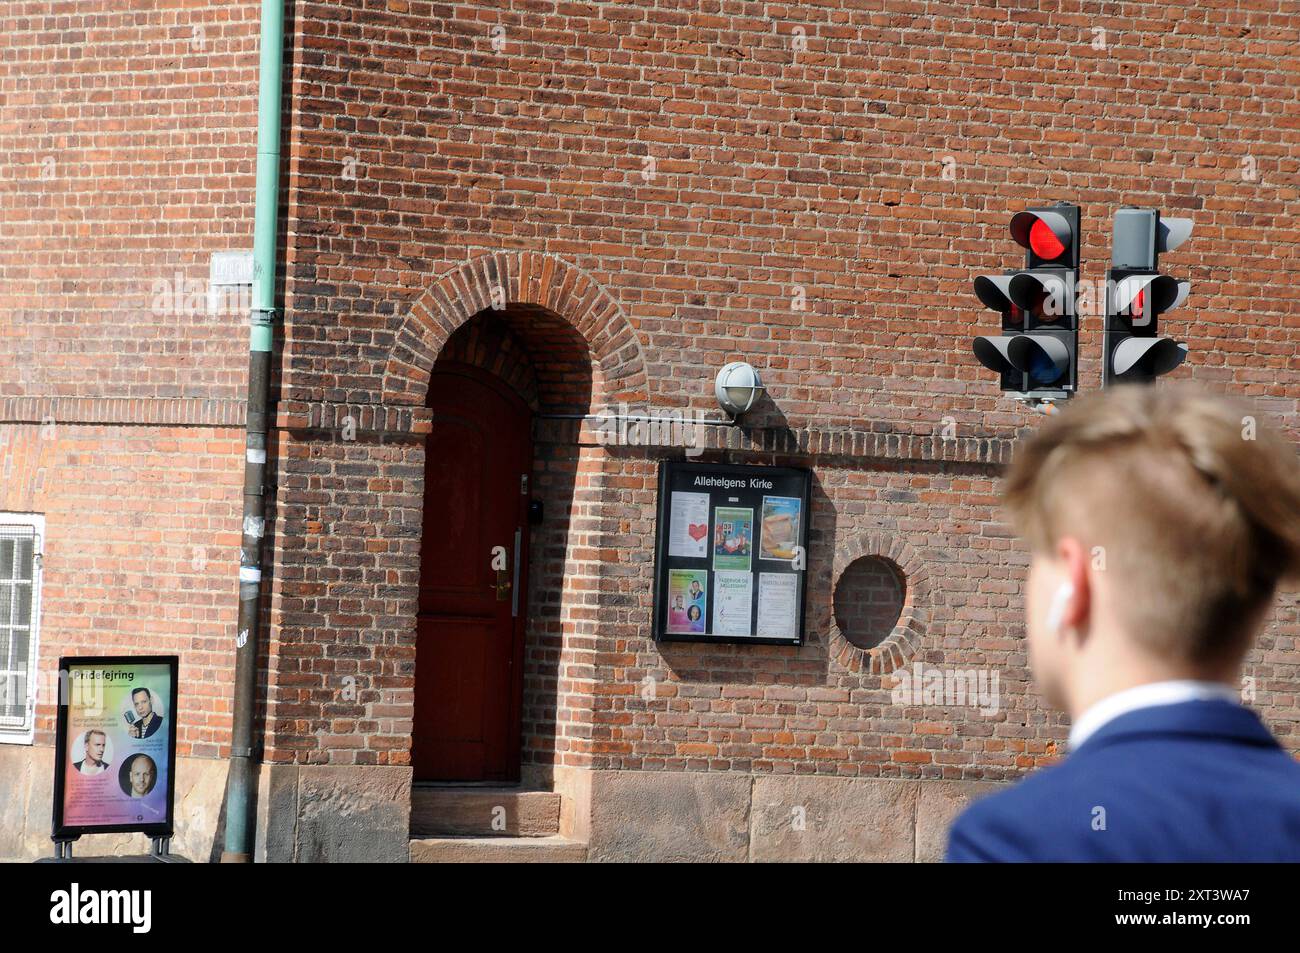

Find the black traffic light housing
[[972, 202, 1081, 400], [1103, 208, 1192, 386]]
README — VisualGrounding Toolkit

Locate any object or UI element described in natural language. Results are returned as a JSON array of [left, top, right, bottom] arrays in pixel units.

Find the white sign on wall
[[208, 251, 254, 314]]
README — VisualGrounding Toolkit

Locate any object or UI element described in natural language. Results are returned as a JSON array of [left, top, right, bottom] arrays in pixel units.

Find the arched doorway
[[412, 360, 533, 781], [410, 305, 596, 783], [395, 255, 649, 795]]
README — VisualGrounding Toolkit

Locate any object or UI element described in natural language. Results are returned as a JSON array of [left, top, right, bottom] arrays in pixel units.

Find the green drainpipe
[[221, 0, 284, 864]]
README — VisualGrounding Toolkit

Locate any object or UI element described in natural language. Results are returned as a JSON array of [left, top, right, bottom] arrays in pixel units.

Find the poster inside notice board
[[653, 460, 811, 645], [52, 655, 179, 840]]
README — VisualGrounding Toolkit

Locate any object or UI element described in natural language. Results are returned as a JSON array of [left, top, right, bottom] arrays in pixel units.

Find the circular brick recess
[[828, 533, 930, 675], [834, 555, 906, 650]]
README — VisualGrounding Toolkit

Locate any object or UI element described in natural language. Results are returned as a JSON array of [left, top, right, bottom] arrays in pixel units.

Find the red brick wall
[[261, 428, 425, 765], [5, 1, 1300, 782], [1, 1, 261, 402], [1, 2, 262, 756], [0, 422, 243, 757], [267, 1, 1300, 776], [281, 0, 1299, 430]]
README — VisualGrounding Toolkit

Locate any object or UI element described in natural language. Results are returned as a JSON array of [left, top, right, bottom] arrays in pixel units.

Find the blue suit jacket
[[947, 700, 1300, 862]]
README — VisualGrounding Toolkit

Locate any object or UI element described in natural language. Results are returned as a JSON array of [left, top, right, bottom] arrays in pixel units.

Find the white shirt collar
[[1067, 679, 1241, 751]]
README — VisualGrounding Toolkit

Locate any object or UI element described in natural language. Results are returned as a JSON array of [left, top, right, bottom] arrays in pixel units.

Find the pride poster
[[55, 657, 177, 834]]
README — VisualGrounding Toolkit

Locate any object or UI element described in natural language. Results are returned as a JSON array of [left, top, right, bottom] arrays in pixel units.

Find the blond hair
[[1004, 382, 1300, 664]]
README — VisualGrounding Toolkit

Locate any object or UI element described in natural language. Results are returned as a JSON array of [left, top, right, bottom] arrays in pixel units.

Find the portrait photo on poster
[[121, 682, 167, 740], [70, 728, 114, 777]]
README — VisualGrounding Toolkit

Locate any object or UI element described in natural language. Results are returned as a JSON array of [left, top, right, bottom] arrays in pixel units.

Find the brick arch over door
[[383, 251, 649, 409], [391, 251, 645, 777]]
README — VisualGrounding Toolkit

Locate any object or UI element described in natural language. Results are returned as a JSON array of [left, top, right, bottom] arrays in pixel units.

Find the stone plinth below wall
[[1, 745, 996, 862], [582, 770, 1004, 862], [256, 764, 412, 863], [0, 745, 230, 862], [0, 747, 412, 864]]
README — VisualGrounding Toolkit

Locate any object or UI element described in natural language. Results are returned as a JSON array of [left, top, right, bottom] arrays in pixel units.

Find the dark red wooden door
[[413, 363, 531, 782]]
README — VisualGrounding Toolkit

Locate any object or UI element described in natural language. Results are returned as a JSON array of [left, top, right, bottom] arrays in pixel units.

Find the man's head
[[131, 687, 153, 719], [128, 755, 155, 797], [1004, 383, 1300, 712], [84, 730, 106, 763]]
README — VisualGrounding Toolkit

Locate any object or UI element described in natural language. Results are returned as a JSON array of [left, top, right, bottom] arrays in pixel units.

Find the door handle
[[492, 533, 522, 609]]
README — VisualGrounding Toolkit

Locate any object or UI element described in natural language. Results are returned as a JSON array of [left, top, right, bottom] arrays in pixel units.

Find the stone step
[[410, 835, 587, 863], [410, 786, 562, 837]]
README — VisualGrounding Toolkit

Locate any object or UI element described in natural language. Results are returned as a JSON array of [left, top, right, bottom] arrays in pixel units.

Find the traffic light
[[972, 203, 1081, 400], [1103, 208, 1192, 385]]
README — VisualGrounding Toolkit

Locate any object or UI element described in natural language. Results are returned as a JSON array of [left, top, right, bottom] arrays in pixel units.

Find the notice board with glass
[[51, 655, 178, 840], [653, 461, 811, 645]]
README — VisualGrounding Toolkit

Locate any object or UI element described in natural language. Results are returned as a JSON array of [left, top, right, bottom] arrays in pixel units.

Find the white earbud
[[1045, 582, 1075, 634]]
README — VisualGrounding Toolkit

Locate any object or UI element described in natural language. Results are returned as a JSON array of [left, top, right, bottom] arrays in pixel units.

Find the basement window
[[0, 515, 43, 744]]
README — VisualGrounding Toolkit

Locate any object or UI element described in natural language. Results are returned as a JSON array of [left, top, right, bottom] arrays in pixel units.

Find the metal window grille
[[0, 521, 42, 739]]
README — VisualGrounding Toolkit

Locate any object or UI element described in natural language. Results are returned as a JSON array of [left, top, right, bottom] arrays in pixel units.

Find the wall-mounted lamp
[[715, 361, 765, 416]]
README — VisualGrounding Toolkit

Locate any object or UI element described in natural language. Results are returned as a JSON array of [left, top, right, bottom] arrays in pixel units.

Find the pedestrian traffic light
[[972, 203, 1081, 399], [1103, 208, 1191, 385]]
